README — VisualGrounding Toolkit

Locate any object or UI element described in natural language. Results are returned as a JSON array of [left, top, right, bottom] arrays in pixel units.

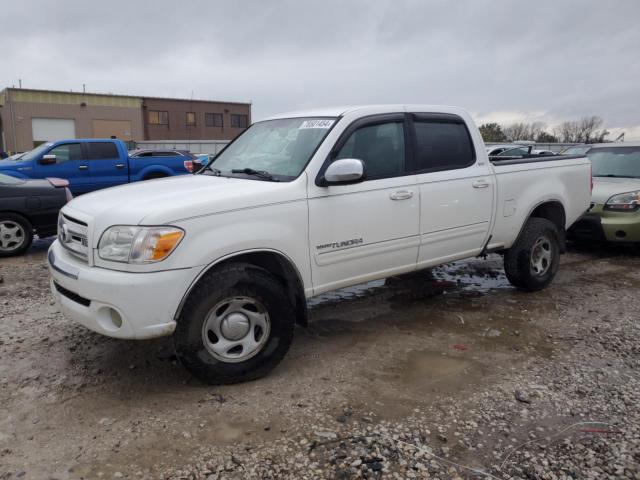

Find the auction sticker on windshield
[[299, 119, 334, 129]]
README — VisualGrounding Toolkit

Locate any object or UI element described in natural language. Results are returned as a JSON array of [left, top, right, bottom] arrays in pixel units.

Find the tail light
[[184, 160, 204, 173]]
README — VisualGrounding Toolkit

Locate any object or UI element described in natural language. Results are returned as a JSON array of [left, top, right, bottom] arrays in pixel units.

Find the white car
[[485, 144, 522, 156], [48, 105, 592, 384]]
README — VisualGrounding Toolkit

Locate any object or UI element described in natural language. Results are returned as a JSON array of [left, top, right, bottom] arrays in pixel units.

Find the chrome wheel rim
[[0, 220, 26, 252], [530, 235, 553, 276], [202, 296, 270, 363]]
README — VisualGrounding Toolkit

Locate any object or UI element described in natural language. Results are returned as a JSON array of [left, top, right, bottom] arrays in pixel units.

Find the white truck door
[[307, 114, 420, 294], [410, 113, 494, 267]]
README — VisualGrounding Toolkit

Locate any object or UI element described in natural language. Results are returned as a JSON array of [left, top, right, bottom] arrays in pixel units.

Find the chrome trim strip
[[48, 249, 80, 280]]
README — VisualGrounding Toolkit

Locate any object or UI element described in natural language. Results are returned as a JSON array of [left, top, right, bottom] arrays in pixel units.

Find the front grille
[[62, 214, 88, 227], [54, 282, 91, 307], [59, 215, 89, 261]]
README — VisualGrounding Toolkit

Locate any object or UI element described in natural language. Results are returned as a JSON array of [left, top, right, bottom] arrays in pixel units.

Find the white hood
[[592, 177, 640, 204], [63, 174, 306, 245]]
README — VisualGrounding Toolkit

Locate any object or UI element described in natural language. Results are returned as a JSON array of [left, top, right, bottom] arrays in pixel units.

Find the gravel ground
[[0, 239, 639, 479]]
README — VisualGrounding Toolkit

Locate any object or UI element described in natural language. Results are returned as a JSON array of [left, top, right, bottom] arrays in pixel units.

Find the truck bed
[[487, 154, 592, 251]]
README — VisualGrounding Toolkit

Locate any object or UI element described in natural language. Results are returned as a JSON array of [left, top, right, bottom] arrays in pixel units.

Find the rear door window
[[411, 117, 475, 172], [87, 142, 119, 160]]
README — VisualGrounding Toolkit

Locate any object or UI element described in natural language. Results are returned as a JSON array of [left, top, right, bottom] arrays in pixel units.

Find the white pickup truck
[[48, 105, 592, 384]]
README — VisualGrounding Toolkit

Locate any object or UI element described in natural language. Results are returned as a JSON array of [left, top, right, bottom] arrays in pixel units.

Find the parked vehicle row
[[487, 144, 557, 158], [0, 173, 72, 257], [47, 104, 593, 384], [568, 143, 640, 244], [0, 139, 195, 196]]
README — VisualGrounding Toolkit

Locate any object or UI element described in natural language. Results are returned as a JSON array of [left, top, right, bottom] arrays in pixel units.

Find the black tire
[[174, 263, 295, 384], [0, 213, 34, 257], [504, 218, 561, 292]]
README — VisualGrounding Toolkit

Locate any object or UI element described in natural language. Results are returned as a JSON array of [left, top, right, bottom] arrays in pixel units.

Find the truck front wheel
[[503, 218, 561, 292], [174, 263, 295, 384]]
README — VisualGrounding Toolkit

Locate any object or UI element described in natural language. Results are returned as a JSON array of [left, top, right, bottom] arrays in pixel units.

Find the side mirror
[[322, 158, 365, 186], [39, 154, 57, 165]]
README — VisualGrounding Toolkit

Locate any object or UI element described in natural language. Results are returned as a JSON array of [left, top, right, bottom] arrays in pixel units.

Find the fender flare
[[136, 164, 175, 180], [174, 248, 309, 326]]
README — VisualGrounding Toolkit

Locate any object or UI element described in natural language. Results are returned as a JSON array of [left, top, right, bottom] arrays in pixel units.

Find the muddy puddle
[[308, 254, 511, 312]]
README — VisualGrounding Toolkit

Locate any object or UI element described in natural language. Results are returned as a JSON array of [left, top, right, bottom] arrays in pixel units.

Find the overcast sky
[[3, 0, 639, 139]]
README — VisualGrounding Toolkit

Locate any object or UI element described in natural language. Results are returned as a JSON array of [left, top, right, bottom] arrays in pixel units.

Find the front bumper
[[568, 205, 640, 243], [48, 240, 202, 339]]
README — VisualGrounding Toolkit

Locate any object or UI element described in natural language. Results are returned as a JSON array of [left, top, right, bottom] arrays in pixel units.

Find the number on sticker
[[299, 119, 334, 129]]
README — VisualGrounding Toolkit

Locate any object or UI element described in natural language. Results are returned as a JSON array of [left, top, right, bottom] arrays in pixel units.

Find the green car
[[569, 143, 640, 244]]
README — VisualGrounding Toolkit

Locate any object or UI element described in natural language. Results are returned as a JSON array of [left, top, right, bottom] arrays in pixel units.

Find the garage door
[[92, 120, 133, 141], [32, 118, 76, 142]]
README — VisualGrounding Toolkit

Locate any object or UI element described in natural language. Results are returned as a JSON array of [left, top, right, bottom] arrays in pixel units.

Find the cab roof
[[259, 104, 470, 121]]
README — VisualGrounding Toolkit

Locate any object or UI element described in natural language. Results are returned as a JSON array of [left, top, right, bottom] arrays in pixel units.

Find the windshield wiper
[[231, 168, 279, 182], [203, 164, 222, 176]]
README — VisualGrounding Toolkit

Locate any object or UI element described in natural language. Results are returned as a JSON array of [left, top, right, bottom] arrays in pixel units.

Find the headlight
[[604, 191, 640, 212], [98, 226, 184, 263]]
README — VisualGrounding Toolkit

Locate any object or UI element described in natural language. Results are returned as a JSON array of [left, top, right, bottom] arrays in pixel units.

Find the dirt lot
[[0, 239, 638, 479]]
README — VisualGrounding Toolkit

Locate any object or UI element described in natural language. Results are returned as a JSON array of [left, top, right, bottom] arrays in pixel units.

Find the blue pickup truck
[[0, 139, 194, 195]]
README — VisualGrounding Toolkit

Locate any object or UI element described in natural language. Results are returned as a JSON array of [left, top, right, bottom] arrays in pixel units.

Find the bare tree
[[503, 121, 547, 142], [503, 123, 529, 142], [552, 116, 609, 143]]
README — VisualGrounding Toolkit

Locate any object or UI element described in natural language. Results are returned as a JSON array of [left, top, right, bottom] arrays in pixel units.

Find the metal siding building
[[0, 88, 252, 154], [142, 97, 251, 142], [0, 88, 144, 153]]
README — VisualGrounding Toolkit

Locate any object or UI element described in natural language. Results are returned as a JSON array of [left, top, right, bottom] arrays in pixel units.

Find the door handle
[[78, 165, 88, 170], [472, 179, 490, 189], [115, 163, 125, 169], [389, 190, 414, 200]]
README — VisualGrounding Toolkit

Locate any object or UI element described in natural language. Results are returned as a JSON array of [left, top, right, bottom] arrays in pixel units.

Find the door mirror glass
[[39, 154, 57, 165], [323, 158, 365, 185]]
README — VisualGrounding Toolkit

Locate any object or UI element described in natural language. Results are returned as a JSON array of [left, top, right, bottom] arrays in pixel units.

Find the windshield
[[497, 146, 530, 156], [0, 173, 25, 185], [20, 143, 53, 163], [588, 147, 640, 178], [5, 152, 26, 161], [209, 117, 337, 180], [562, 145, 591, 155]]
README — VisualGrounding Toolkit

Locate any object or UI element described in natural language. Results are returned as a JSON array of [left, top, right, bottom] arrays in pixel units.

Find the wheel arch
[[175, 249, 309, 327], [531, 200, 565, 230], [517, 200, 567, 252], [138, 165, 173, 180], [0, 210, 34, 228]]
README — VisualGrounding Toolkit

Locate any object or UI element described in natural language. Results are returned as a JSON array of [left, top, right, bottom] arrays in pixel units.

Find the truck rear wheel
[[0, 213, 34, 257], [174, 263, 295, 384], [504, 218, 561, 292]]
